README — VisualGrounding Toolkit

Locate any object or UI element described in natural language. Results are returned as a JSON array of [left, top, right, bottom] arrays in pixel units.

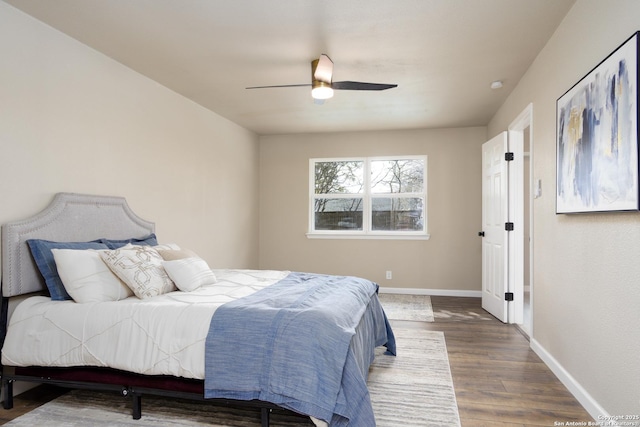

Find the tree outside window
[[310, 156, 427, 237]]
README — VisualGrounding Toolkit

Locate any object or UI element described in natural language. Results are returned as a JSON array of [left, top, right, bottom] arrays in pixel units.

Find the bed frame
[[0, 192, 300, 426]]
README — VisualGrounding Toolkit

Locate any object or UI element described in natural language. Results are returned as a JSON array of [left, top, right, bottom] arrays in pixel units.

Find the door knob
[[478, 231, 485, 237]]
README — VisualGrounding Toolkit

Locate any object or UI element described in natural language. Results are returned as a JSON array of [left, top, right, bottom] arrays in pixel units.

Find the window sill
[[306, 232, 430, 240]]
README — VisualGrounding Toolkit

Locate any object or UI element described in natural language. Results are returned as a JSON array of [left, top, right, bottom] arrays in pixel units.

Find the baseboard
[[530, 338, 607, 421], [378, 287, 481, 298]]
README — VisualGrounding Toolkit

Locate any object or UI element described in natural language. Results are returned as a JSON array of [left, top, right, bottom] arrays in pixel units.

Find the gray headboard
[[1, 193, 155, 297]]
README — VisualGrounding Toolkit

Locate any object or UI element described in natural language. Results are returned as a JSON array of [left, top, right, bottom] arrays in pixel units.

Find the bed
[[0, 192, 395, 427]]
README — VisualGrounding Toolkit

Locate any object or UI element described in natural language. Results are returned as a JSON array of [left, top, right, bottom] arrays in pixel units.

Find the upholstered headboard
[[1, 193, 155, 297]]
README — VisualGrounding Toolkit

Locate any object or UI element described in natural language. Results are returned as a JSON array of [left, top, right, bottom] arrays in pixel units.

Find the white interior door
[[481, 132, 509, 322]]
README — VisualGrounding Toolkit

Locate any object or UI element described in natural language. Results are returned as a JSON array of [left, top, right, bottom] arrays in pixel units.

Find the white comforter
[[1, 269, 289, 379]]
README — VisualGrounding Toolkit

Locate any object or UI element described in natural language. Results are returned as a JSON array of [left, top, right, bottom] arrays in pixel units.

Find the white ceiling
[[5, 0, 575, 135]]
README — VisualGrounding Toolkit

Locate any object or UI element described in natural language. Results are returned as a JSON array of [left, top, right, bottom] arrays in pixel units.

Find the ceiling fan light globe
[[311, 85, 334, 100]]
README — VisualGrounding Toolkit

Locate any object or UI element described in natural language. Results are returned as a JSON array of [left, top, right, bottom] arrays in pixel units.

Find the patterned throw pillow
[[100, 244, 176, 299]]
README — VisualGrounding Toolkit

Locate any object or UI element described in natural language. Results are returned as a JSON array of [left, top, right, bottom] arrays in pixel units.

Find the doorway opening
[[480, 104, 533, 333], [508, 104, 533, 337]]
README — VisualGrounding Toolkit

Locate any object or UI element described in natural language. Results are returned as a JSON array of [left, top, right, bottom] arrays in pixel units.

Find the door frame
[[507, 103, 533, 332]]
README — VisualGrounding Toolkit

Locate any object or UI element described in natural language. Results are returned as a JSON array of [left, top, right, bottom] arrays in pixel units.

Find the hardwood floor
[[0, 384, 66, 424], [396, 296, 593, 427], [0, 296, 593, 426]]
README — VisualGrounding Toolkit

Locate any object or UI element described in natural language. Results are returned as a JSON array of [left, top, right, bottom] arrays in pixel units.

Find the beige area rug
[[378, 293, 435, 322], [4, 329, 459, 427]]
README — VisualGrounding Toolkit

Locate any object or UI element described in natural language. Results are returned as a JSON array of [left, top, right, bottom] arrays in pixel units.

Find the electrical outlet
[[386, 271, 392, 280]]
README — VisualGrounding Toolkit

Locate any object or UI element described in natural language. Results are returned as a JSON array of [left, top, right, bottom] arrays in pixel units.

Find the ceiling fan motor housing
[[311, 57, 334, 99]]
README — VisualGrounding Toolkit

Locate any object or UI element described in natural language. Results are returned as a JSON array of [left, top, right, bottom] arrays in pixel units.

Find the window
[[309, 156, 428, 239]]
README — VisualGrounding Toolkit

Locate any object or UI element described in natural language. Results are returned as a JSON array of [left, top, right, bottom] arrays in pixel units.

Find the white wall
[[488, 0, 640, 416], [259, 127, 486, 293], [0, 2, 260, 269]]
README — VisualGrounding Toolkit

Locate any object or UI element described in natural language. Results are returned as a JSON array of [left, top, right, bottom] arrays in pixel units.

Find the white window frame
[[307, 155, 430, 240]]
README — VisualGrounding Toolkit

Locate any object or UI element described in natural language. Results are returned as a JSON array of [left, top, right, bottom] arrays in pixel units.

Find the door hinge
[[505, 152, 514, 161], [505, 222, 514, 231], [505, 292, 514, 301]]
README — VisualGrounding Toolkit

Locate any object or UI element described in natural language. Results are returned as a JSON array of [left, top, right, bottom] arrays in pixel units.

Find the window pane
[[371, 159, 424, 194], [315, 161, 364, 194], [371, 198, 423, 231], [314, 198, 363, 230]]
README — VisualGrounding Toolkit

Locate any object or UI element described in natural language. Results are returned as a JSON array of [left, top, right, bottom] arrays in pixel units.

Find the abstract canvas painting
[[556, 32, 639, 213]]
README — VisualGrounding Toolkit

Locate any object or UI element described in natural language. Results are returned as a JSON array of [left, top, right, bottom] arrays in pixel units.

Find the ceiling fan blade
[[314, 54, 333, 83], [332, 81, 398, 91], [247, 55, 397, 97], [246, 84, 311, 89]]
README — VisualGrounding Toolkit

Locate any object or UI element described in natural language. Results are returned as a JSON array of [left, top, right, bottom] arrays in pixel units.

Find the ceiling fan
[[246, 54, 398, 100]]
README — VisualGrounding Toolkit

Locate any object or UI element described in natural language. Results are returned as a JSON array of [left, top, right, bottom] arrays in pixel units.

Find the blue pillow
[[99, 233, 158, 249], [26, 239, 109, 301]]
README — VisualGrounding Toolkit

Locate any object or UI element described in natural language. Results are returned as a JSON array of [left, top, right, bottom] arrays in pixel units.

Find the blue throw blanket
[[204, 272, 395, 426]]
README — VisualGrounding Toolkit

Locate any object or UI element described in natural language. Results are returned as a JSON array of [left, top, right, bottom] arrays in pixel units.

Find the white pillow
[[51, 249, 133, 303], [162, 257, 217, 292], [100, 244, 176, 299]]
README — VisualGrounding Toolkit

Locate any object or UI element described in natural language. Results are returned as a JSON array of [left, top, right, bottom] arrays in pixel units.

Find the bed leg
[[2, 379, 13, 410], [132, 393, 142, 420], [260, 407, 271, 427], [122, 387, 141, 419]]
